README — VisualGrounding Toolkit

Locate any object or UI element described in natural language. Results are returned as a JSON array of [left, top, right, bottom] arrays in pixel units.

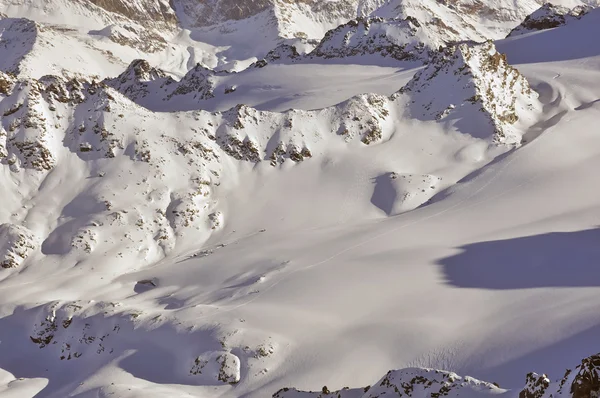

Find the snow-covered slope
[[0, 0, 176, 30], [308, 16, 452, 62], [2, 2, 600, 398], [275, 353, 600, 398]]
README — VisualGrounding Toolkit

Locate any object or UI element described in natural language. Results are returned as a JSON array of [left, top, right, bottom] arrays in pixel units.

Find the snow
[[1, 1, 600, 398]]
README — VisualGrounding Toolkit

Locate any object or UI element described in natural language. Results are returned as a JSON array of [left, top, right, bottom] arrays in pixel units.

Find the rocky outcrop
[[190, 351, 241, 384], [0, 223, 38, 268], [309, 16, 433, 62], [106, 60, 218, 106], [397, 41, 539, 144], [519, 353, 600, 398], [274, 367, 506, 397], [105, 59, 174, 101], [273, 353, 600, 398], [508, 3, 591, 37]]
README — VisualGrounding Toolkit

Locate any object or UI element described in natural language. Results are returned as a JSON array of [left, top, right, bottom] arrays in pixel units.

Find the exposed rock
[[569, 353, 600, 398], [106, 60, 217, 106], [398, 41, 539, 144], [310, 16, 434, 62], [0, 223, 38, 269], [520, 372, 550, 398], [274, 367, 505, 397], [190, 351, 241, 384], [518, 353, 600, 398], [508, 3, 591, 37]]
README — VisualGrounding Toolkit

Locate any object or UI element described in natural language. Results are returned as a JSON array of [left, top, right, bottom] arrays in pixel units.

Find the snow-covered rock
[[190, 351, 241, 384], [508, 3, 591, 37], [519, 353, 600, 398], [397, 41, 539, 144], [0, 223, 37, 268], [106, 60, 222, 108], [273, 367, 506, 397], [309, 16, 438, 62], [273, 353, 600, 398]]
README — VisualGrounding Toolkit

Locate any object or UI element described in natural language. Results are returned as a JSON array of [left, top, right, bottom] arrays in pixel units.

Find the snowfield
[[1, 1, 600, 398]]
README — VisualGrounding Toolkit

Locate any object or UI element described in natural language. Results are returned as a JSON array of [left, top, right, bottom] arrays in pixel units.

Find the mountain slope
[[2, 2, 600, 398]]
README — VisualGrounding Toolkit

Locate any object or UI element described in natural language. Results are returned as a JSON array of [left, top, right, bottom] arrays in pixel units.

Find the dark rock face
[[571, 354, 600, 398]]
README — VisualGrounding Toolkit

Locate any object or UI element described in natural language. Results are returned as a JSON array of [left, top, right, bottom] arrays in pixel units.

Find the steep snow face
[[0, 14, 185, 79], [88, 22, 168, 53], [0, 17, 37, 76], [0, 16, 131, 78], [507, 3, 591, 37], [398, 41, 540, 144]]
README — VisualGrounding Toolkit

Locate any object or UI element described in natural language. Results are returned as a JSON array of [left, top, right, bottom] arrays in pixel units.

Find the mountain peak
[[398, 40, 539, 144]]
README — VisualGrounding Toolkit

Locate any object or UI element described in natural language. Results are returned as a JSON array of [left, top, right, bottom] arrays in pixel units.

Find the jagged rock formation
[[106, 60, 220, 107], [105, 59, 175, 102], [507, 3, 591, 37], [0, 223, 37, 268], [253, 12, 483, 67], [520, 353, 600, 397], [309, 16, 436, 62], [397, 41, 539, 144]]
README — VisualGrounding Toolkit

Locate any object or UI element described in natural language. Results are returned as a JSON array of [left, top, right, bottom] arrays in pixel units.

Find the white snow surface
[[0, 3, 600, 398]]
